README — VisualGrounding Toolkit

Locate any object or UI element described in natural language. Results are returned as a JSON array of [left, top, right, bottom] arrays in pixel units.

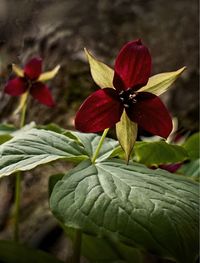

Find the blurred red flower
[[75, 39, 172, 138], [159, 163, 182, 173], [4, 57, 59, 107]]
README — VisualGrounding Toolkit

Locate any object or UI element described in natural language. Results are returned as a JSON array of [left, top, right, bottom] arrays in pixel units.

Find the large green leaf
[[0, 240, 62, 263], [48, 172, 144, 262], [183, 133, 200, 160], [0, 129, 87, 177], [50, 159, 199, 263], [134, 141, 188, 166]]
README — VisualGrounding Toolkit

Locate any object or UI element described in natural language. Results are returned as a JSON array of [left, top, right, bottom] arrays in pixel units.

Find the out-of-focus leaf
[[139, 67, 186, 95], [134, 141, 188, 166], [0, 124, 15, 144], [0, 134, 12, 145], [85, 48, 114, 88], [0, 240, 62, 263], [178, 159, 200, 181], [183, 133, 200, 160], [0, 124, 16, 135], [116, 111, 137, 163], [50, 159, 199, 263]]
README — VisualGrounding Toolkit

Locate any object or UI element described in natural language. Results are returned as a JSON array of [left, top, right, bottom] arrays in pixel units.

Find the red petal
[[113, 39, 151, 91], [24, 57, 42, 80], [30, 82, 55, 107], [4, 77, 27, 96], [126, 92, 172, 138], [75, 88, 123, 132], [112, 72, 126, 93]]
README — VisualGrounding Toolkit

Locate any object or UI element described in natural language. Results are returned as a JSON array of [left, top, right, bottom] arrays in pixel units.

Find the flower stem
[[14, 171, 21, 242], [20, 99, 27, 128], [70, 229, 82, 263], [13, 94, 28, 242], [91, 128, 109, 163]]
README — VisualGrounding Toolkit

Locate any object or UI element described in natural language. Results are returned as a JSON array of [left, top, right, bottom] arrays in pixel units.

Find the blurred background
[[0, 0, 199, 262]]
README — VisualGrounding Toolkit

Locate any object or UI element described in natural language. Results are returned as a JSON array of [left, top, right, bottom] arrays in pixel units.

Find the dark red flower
[[75, 40, 172, 138], [4, 57, 59, 107]]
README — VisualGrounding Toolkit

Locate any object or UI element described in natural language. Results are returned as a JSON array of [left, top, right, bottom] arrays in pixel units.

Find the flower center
[[24, 75, 36, 88], [119, 88, 138, 108]]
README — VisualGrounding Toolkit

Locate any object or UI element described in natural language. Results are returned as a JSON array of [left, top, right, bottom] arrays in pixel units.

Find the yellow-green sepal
[[12, 64, 24, 77], [139, 67, 186, 95], [116, 110, 138, 163], [84, 48, 114, 88], [38, 65, 60, 82]]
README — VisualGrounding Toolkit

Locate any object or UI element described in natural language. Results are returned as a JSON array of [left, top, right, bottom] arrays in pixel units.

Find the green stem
[[14, 172, 21, 242], [14, 93, 28, 242], [71, 229, 82, 263], [91, 128, 109, 163], [20, 95, 28, 128]]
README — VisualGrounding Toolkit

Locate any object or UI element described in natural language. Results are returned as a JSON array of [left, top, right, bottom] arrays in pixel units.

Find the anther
[[119, 89, 138, 107]]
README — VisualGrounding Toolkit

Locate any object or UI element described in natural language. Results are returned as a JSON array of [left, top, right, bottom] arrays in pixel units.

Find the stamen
[[119, 89, 138, 107], [129, 94, 136, 99]]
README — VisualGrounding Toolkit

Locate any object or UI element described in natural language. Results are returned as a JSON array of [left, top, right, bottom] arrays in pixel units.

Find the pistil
[[119, 89, 138, 108]]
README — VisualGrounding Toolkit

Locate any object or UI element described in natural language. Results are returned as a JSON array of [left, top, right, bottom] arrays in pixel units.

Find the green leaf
[[39, 125, 120, 161], [0, 240, 62, 263], [0, 134, 12, 144], [134, 141, 188, 166], [0, 124, 16, 144], [178, 159, 200, 181], [0, 124, 16, 135], [39, 123, 67, 134], [0, 128, 87, 177], [85, 48, 114, 88], [12, 122, 36, 136], [139, 67, 186, 95], [70, 131, 119, 162], [50, 159, 199, 263], [116, 111, 138, 163], [183, 133, 200, 160]]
